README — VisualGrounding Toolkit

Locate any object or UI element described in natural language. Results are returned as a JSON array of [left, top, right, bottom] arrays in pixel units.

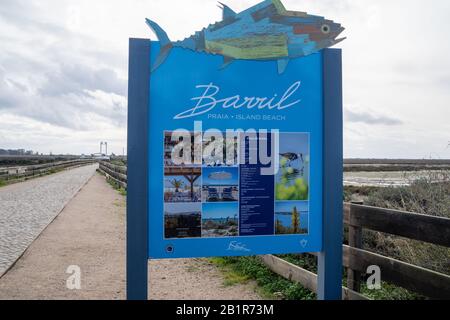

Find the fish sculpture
[[146, 0, 345, 74]]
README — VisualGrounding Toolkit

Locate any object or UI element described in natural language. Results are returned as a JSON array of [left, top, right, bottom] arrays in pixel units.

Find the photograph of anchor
[[201, 167, 239, 202], [275, 133, 309, 201]]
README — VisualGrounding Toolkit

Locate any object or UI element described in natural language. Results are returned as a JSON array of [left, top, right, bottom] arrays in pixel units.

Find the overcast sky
[[0, 0, 449, 158]]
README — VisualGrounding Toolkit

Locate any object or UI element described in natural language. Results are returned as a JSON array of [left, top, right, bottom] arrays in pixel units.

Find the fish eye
[[321, 24, 330, 34]]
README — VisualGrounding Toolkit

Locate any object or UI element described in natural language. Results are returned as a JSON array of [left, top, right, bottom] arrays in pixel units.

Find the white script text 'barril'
[[174, 81, 302, 120]]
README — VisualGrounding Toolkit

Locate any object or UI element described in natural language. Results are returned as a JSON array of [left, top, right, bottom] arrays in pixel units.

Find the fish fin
[[271, 0, 287, 14], [277, 58, 289, 74], [217, 2, 236, 20], [145, 19, 173, 72], [145, 19, 171, 47], [220, 56, 235, 69]]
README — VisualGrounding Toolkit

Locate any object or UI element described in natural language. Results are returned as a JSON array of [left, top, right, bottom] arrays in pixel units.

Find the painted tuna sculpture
[[146, 0, 345, 74]]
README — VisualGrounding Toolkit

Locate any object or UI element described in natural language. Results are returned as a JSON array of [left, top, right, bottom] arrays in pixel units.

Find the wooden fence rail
[[341, 202, 450, 299], [260, 255, 369, 300], [0, 159, 95, 183], [99, 162, 450, 299], [98, 161, 127, 189], [260, 202, 450, 300], [344, 203, 450, 247]]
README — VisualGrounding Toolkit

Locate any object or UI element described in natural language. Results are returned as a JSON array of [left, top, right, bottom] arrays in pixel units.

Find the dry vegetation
[[361, 171, 450, 275]]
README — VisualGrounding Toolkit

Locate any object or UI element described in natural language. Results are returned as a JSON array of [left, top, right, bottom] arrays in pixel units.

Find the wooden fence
[[98, 161, 450, 299], [0, 159, 95, 183], [263, 203, 450, 300], [98, 161, 127, 189]]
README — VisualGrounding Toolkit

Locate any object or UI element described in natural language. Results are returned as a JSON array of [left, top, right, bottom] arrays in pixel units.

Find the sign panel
[[148, 43, 323, 258]]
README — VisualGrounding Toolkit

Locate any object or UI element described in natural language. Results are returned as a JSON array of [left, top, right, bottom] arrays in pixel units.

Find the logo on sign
[[227, 241, 251, 252]]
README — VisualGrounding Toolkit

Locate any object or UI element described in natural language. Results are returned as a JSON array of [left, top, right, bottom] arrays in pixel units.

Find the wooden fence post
[[347, 201, 363, 292]]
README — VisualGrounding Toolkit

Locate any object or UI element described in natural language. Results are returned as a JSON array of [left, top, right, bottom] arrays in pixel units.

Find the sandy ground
[[0, 173, 260, 300]]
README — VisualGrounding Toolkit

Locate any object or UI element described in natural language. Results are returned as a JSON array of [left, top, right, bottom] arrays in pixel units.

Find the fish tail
[[145, 18, 173, 72]]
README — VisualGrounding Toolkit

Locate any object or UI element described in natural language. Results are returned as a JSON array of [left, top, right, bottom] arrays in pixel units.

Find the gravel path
[[149, 259, 261, 300], [0, 173, 261, 300], [0, 164, 98, 276]]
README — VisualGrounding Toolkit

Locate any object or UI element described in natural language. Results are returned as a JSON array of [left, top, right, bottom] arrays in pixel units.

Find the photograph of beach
[[275, 133, 309, 201], [274, 201, 309, 235], [201, 203, 239, 238], [164, 203, 201, 239], [201, 167, 239, 202]]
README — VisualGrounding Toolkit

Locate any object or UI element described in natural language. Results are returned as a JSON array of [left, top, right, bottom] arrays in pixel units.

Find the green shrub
[[211, 256, 315, 300]]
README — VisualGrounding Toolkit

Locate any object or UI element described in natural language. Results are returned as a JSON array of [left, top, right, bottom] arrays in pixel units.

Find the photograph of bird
[[279, 152, 303, 167]]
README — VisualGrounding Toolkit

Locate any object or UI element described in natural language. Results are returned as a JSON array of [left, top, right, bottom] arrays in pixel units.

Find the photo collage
[[163, 131, 310, 239]]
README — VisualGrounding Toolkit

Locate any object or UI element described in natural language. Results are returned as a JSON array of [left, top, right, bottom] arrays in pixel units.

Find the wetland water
[[343, 170, 450, 187]]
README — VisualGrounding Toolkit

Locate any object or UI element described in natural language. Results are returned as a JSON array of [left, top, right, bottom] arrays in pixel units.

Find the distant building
[[92, 153, 110, 161], [0, 149, 36, 156]]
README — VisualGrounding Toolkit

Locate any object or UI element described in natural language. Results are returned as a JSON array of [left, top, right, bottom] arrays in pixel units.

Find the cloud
[[345, 108, 403, 126], [1, 0, 450, 158], [39, 64, 127, 97], [0, 0, 128, 145]]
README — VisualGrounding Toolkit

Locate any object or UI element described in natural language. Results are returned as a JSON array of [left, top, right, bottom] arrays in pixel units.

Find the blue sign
[[148, 42, 324, 259], [127, 0, 343, 300]]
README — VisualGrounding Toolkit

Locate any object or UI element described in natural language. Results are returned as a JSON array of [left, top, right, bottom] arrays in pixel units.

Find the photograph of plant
[[275, 133, 309, 201], [274, 201, 309, 235], [164, 169, 201, 203], [201, 203, 239, 238]]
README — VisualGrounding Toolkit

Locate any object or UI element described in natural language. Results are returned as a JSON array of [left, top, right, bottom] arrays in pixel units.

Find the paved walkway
[[0, 164, 98, 276], [0, 173, 261, 300]]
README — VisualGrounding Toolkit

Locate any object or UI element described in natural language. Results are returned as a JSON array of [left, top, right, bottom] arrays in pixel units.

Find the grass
[[107, 177, 127, 196], [186, 265, 200, 273], [98, 169, 127, 196], [210, 258, 250, 286], [210, 256, 315, 300], [344, 185, 379, 201], [113, 200, 125, 208], [211, 254, 424, 300], [360, 281, 423, 300], [0, 166, 67, 187], [111, 159, 126, 167]]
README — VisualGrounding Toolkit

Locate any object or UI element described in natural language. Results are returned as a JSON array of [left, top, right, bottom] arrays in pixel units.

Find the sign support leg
[[317, 48, 344, 300], [127, 38, 150, 300]]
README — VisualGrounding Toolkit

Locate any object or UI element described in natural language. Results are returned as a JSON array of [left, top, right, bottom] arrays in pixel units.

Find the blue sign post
[[127, 38, 343, 300]]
